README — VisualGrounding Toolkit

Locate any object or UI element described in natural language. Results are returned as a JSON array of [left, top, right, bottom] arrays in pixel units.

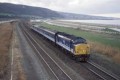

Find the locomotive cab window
[[73, 38, 87, 44]]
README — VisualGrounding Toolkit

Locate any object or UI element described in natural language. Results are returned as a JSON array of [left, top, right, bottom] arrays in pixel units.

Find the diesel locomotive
[[31, 26, 90, 61]]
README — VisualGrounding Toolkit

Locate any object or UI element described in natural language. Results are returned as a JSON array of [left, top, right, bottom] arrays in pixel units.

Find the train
[[30, 25, 90, 61]]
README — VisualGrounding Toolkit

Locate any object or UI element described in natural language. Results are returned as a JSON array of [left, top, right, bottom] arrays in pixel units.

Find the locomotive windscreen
[[73, 37, 87, 44]]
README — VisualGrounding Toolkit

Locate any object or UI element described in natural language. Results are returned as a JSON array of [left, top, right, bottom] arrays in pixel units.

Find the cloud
[[0, 0, 120, 14], [80, 0, 120, 14]]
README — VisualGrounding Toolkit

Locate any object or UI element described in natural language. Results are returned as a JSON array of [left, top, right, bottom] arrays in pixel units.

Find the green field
[[37, 22, 120, 49]]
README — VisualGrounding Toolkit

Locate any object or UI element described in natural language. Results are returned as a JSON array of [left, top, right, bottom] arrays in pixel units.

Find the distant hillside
[[59, 12, 117, 20], [0, 3, 63, 19], [0, 3, 118, 20]]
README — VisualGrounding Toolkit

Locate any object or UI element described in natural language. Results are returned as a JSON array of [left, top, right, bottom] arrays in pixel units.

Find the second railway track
[[84, 61, 120, 80], [20, 22, 73, 80]]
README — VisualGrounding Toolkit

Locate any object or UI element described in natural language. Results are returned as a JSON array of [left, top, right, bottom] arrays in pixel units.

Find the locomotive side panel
[[55, 35, 71, 52]]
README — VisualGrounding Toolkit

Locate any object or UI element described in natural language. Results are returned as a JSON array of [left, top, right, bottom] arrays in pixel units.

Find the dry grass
[[89, 41, 120, 63], [0, 22, 13, 78]]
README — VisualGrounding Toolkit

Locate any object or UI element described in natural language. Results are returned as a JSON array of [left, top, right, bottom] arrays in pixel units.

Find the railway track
[[18, 21, 120, 80], [19, 22, 73, 80], [85, 61, 120, 80]]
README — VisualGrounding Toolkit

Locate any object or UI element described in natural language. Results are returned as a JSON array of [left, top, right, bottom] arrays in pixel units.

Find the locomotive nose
[[74, 44, 90, 55]]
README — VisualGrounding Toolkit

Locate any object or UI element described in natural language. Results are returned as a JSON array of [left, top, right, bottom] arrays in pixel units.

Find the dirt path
[[0, 22, 13, 80]]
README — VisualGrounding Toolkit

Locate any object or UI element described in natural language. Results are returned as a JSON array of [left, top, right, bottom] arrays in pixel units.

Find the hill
[[0, 3, 118, 20], [0, 3, 63, 19]]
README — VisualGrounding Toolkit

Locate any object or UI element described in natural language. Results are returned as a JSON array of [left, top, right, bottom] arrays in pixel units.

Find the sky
[[0, 0, 120, 18]]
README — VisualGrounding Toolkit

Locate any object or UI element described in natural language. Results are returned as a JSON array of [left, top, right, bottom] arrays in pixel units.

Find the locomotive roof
[[57, 32, 86, 41]]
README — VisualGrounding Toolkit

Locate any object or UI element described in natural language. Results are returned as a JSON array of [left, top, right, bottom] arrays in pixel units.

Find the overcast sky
[[0, 0, 120, 18]]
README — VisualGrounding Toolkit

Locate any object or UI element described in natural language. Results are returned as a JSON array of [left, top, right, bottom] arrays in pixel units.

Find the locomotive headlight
[[83, 50, 85, 53], [83, 50, 87, 54]]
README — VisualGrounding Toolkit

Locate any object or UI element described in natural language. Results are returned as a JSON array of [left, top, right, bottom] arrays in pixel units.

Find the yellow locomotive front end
[[74, 43, 90, 61]]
